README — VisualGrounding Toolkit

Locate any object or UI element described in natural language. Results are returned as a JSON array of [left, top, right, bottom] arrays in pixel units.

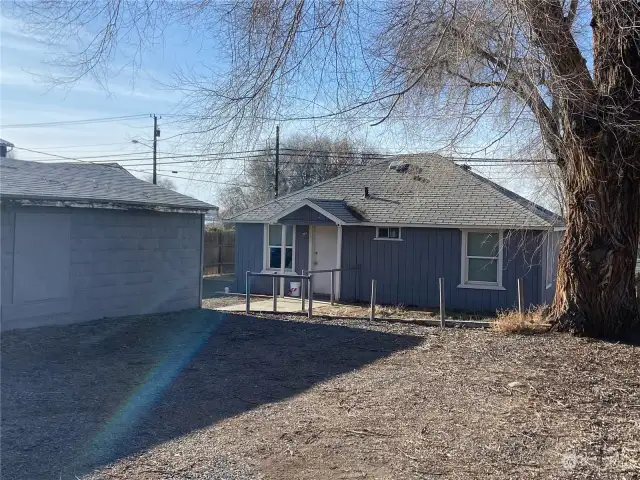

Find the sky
[[0, 6, 559, 211], [0, 10, 230, 205]]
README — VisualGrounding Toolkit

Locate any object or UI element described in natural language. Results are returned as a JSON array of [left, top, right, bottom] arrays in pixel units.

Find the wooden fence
[[204, 230, 235, 275]]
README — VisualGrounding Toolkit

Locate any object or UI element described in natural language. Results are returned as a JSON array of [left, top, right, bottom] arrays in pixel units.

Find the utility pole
[[152, 114, 160, 185], [275, 125, 280, 197]]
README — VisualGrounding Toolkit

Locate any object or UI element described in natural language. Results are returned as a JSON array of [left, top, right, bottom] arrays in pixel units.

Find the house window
[[376, 227, 402, 240], [267, 224, 293, 270], [461, 230, 503, 287]]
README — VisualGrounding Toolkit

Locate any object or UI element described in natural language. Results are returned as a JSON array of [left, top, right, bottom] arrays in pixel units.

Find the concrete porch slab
[[219, 296, 331, 313]]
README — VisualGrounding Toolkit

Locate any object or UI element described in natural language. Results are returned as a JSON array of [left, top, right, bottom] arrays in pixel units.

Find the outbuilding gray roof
[[232, 154, 563, 229], [0, 158, 215, 213]]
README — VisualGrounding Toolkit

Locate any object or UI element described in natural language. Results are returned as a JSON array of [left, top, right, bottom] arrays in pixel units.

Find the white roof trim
[[2, 198, 209, 214], [362, 222, 553, 230], [269, 199, 345, 225]]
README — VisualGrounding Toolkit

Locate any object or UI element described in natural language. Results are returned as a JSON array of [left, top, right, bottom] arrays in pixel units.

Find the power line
[[0, 114, 150, 129], [6, 146, 255, 187], [107, 150, 387, 165], [23, 141, 141, 150], [14, 146, 554, 171], [15, 147, 83, 161], [14, 146, 272, 161], [1, 110, 521, 130], [119, 159, 374, 168], [15, 143, 548, 165], [14, 148, 390, 164], [21, 154, 550, 167], [128, 168, 255, 187]]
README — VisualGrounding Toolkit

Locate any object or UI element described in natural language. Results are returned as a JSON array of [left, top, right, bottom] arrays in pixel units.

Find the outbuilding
[[0, 158, 215, 330]]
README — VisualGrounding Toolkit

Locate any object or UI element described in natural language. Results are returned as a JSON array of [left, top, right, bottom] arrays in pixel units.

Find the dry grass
[[491, 306, 550, 334], [313, 301, 487, 321]]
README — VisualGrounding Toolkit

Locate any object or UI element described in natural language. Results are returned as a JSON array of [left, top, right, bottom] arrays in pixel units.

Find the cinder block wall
[[1, 205, 203, 330]]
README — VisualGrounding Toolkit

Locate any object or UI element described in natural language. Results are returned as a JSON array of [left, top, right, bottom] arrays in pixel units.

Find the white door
[[313, 226, 338, 295]]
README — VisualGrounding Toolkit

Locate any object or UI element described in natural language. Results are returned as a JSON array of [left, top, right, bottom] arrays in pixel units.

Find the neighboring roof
[[0, 158, 215, 213], [231, 154, 563, 229]]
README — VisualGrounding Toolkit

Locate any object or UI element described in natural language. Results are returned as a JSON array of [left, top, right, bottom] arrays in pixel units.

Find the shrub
[[491, 306, 550, 334]]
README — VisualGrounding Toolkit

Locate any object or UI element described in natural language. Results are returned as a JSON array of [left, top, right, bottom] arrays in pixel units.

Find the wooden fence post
[[245, 271, 250, 313], [370, 279, 377, 321], [517, 278, 524, 318], [439, 277, 445, 328]]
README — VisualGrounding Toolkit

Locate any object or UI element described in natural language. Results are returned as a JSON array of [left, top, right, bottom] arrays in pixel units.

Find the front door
[[312, 225, 338, 295]]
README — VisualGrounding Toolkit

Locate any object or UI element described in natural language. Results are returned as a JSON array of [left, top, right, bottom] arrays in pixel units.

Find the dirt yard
[[2, 310, 639, 479]]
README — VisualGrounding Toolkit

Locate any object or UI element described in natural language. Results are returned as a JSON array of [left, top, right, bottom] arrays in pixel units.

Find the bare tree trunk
[[550, 148, 640, 339], [549, 0, 640, 339]]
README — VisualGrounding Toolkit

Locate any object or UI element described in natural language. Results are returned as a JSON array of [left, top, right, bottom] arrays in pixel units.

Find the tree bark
[[549, 0, 640, 340], [550, 147, 640, 339]]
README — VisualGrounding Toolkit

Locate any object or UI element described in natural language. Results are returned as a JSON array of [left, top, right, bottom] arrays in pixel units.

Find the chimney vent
[[364, 186, 369, 198]]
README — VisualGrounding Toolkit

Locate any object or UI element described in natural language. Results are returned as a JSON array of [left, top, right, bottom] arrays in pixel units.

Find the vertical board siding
[[234, 223, 270, 294], [1, 207, 15, 310], [542, 230, 563, 305], [279, 206, 334, 225], [295, 225, 309, 274], [340, 226, 543, 313], [1, 206, 203, 330]]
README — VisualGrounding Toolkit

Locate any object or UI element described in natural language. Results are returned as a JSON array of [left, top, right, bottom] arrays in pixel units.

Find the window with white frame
[[376, 227, 402, 240], [267, 224, 294, 270], [461, 231, 502, 286]]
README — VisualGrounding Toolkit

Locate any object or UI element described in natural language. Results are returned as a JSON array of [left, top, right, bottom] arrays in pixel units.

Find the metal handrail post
[[439, 277, 445, 327], [272, 274, 278, 312], [308, 275, 313, 318], [245, 271, 250, 313], [370, 279, 376, 321], [330, 270, 335, 305], [301, 269, 306, 311]]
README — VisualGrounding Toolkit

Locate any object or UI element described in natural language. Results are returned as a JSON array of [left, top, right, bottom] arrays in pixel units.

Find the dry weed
[[492, 306, 550, 334]]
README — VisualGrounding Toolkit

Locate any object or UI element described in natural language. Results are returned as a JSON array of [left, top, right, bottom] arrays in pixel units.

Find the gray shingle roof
[[305, 199, 362, 224], [232, 154, 563, 229], [0, 158, 215, 212]]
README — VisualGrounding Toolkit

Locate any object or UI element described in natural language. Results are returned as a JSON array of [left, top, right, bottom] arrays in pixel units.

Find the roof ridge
[[307, 198, 347, 203], [228, 157, 391, 220], [229, 152, 562, 228], [457, 163, 562, 226]]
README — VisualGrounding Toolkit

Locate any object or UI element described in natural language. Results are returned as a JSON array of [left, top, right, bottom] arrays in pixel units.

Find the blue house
[[230, 155, 564, 312]]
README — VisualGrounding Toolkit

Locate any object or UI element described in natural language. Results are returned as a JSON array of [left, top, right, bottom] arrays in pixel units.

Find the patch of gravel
[[2, 309, 639, 479], [201, 294, 262, 310], [84, 449, 259, 480]]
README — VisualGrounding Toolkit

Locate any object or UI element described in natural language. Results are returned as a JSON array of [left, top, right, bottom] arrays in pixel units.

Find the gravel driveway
[[1, 309, 420, 479]]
